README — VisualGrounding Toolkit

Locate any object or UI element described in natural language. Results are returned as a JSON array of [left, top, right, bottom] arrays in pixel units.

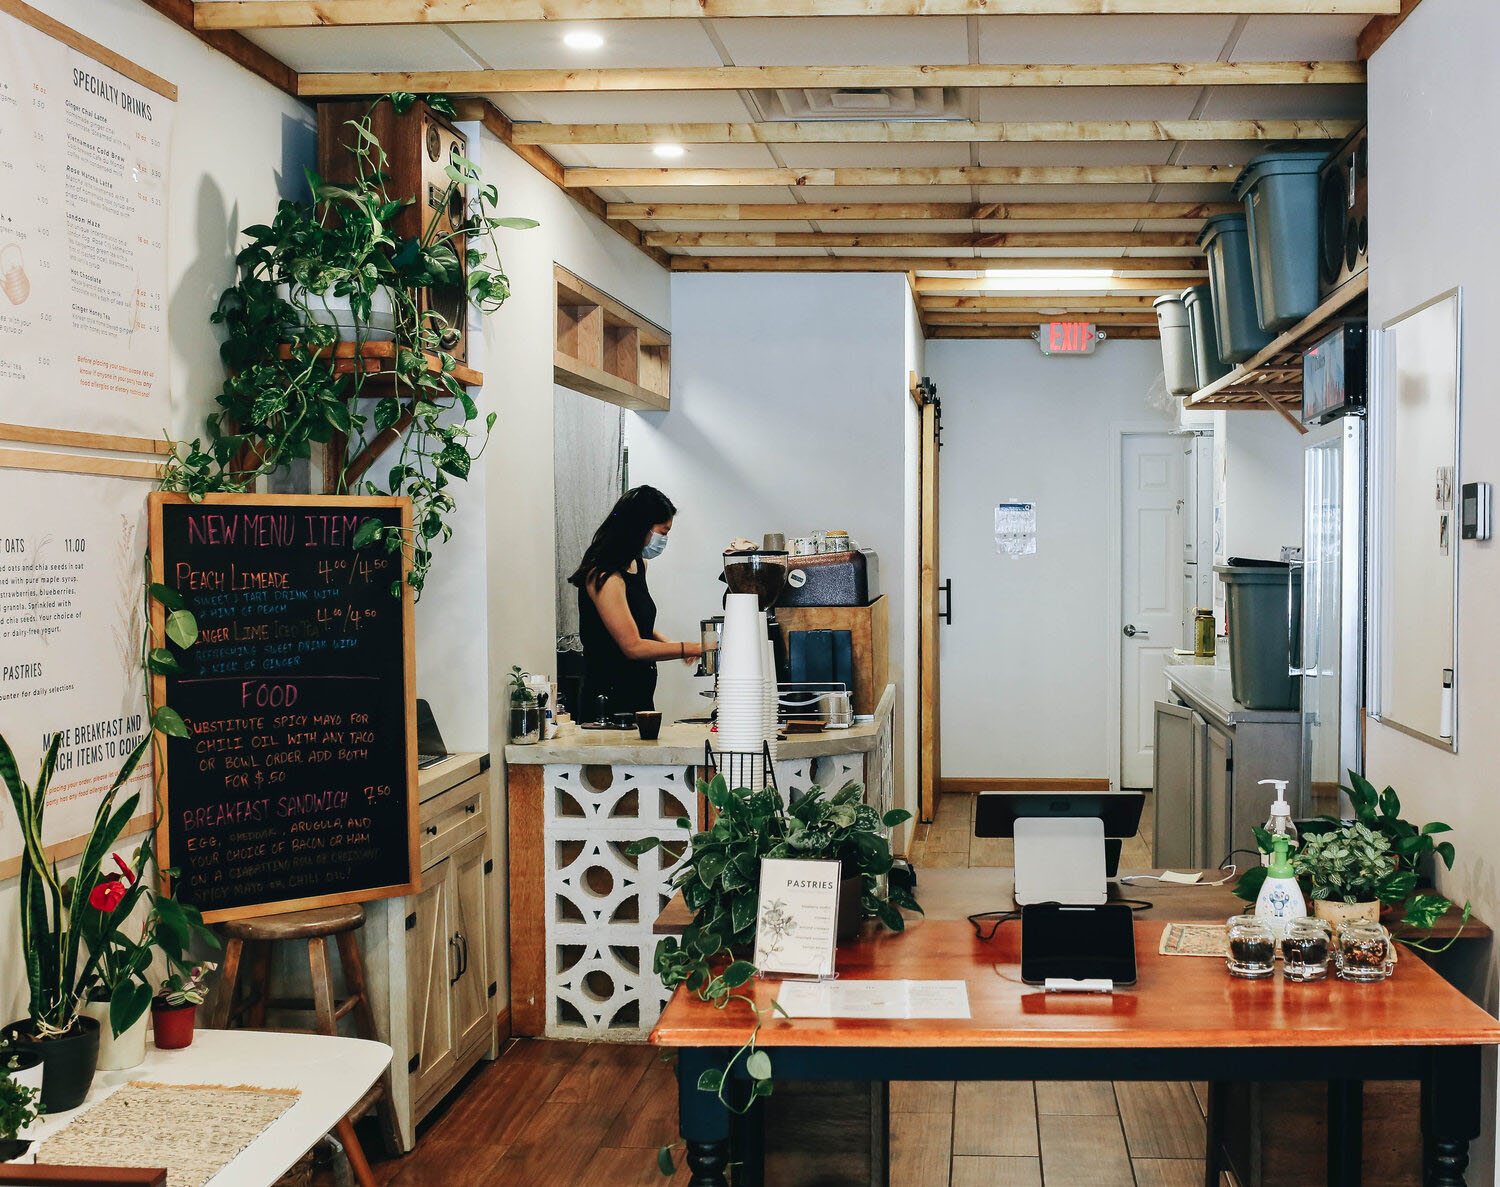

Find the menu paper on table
[[753, 857, 841, 979], [774, 980, 972, 1020], [0, 4, 175, 444], [149, 494, 419, 922]]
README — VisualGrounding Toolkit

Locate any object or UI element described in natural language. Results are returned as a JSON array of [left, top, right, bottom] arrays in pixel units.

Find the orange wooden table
[[651, 919, 1500, 1187]]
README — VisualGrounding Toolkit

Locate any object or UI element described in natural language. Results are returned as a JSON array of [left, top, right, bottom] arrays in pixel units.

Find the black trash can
[[1215, 561, 1302, 710]]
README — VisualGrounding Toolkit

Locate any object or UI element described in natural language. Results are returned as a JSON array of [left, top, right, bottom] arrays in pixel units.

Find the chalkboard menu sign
[[148, 494, 419, 923]]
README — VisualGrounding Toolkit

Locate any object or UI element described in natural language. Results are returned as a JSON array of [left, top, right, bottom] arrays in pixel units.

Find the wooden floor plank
[[489, 1100, 619, 1184], [1133, 1157, 1208, 1187], [1191, 1082, 1209, 1117], [953, 1081, 1038, 1157], [892, 1109, 954, 1187], [951, 1155, 1042, 1187], [1036, 1080, 1119, 1116], [423, 1039, 585, 1148], [892, 1080, 957, 1113], [603, 1051, 682, 1149], [581, 1145, 693, 1186], [378, 1139, 507, 1187], [548, 1040, 656, 1106], [1115, 1081, 1207, 1160], [1038, 1114, 1134, 1186]]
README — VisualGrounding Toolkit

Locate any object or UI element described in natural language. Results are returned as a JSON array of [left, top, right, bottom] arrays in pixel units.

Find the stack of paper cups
[[715, 594, 767, 786], [760, 628, 779, 763]]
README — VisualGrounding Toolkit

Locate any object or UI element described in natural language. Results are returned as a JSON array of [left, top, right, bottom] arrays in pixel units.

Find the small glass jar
[[1281, 917, 1333, 982], [1193, 608, 1217, 658], [1226, 914, 1277, 979], [1336, 920, 1394, 982]]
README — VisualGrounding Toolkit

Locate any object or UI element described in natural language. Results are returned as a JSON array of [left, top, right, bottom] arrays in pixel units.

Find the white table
[[18, 1031, 391, 1186]]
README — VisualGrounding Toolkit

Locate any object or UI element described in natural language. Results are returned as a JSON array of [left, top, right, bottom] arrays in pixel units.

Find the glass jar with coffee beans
[[1226, 915, 1277, 979], [1281, 917, 1333, 982]]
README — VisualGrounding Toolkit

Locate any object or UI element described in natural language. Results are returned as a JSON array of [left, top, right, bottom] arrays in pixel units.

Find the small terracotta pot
[[150, 1002, 197, 1050], [1313, 898, 1381, 929]]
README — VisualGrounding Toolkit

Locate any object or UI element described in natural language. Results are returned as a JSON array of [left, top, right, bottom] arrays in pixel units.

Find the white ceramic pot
[[81, 998, 148, 1072], [6, 1057, 42, 1098], [1312, 898, 1381, 930], [276, 282, 397, 342]]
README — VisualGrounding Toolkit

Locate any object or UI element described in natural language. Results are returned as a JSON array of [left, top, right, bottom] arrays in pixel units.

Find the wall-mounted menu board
[[148, 493, 418, 923], [0, 0, 176, 450]]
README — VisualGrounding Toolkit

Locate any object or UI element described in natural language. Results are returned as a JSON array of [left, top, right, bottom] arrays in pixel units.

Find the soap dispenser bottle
[[1258, 779, 1299, 866], [1254, 835, 1306, 941]]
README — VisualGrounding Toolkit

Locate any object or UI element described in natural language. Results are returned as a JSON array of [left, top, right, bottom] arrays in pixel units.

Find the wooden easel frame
[[147, 492, 419, 923]]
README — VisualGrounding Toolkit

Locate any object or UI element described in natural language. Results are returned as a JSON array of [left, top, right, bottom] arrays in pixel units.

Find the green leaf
[[1232, 865, 1268, 902], [373, 397, 402, 432], [165, 609, 198, 649], [720, 960, 757, 988], [881, 809, 913, 827], [494, 217, 540, 229], [656, 1146, 676, 1176], [752, 1079, 774, 1098], [746, 1050, 772, 1081], [147, 648, 181, 675], [352, 517, 384, 549], [152, 706, 189, 738], [625, 837, 661, 856], [148, 583, 184, 611], [696, 850, 728, 887], [696, 1069, 723, 1094]]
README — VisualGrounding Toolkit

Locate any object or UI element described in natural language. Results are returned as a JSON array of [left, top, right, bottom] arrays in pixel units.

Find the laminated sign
[[995, 501, 1037, 559]]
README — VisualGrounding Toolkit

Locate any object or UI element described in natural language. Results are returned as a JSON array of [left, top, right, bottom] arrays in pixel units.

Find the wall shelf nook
[[554, 265, 671, 412]]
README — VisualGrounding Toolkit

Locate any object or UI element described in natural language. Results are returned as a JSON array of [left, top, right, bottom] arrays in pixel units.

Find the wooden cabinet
[[366, 753, 495, 1151]]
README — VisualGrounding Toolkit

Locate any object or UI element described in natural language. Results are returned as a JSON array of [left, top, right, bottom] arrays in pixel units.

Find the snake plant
[[0, 731, 149, 1037]]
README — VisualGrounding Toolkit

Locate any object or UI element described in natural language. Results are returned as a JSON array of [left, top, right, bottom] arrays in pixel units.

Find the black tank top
[[578, 565, 659, 717]]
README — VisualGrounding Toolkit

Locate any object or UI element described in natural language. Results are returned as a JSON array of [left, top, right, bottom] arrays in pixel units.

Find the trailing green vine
[[161, 92, 536, 595]]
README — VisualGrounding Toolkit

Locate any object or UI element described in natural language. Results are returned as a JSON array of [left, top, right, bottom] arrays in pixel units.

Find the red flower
[[89, 876, 127, 913], [112, 853, 137, 885]]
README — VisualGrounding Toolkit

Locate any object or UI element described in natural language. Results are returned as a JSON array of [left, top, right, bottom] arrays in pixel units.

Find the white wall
[[626, 272, 915, 815], [477, 128, 669, 1002], [1215, 410, 1305, 563], [0, 0, 315, 1025], [1366, 0, 1500, 1176], [928, 338, 1174, 779]]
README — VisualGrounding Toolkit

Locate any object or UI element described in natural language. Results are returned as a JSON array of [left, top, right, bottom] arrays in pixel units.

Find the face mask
[[641, 531, 668, 560]]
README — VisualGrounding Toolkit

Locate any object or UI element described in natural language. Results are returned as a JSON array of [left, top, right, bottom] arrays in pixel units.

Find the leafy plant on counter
[[509, 665, 538, 706], [0, 1070, 40, 1145], [161, 91, 537, 596], [156, 961, 218, 1008], [628, 775, 917, 1176], [1233, 770, 1470, 952]]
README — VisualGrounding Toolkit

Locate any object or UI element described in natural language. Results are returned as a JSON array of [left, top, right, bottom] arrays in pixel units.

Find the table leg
[[1326, 1078, 1363, 1187], [1424, 1046, 1481, 1186], [1203, 1082, 1228, 1187], [678, 1048, 732, 1187]]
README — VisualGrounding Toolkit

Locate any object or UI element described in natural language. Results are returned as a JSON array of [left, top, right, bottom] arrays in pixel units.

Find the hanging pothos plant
[[161, 92, 537, 594]]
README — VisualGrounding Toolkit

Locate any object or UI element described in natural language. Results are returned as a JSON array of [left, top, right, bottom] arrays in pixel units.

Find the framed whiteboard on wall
[[1367, 288, 1462, 752]]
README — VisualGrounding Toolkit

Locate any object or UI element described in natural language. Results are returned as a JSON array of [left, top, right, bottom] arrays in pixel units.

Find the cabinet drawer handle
[[448, 935, 460, 985], [457, 932, 470, 978], [464, 803, 477, 815], [425, 824, 438, 836]]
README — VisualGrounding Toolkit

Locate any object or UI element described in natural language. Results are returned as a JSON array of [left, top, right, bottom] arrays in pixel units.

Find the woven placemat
[[1159, 922, 1230, 957], [36, 1081, 299, 1187]]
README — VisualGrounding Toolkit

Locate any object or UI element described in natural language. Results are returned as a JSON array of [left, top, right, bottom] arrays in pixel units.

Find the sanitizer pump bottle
[[1254, 835, 1306, 941], [1258, 779, 1299, 867]]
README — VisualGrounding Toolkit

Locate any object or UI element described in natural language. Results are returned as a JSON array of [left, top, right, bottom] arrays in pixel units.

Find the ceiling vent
[[746, 87, 964, 122]]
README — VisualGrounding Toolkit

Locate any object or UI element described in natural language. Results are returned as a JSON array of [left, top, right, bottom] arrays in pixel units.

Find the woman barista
[[569, 485, 706, 719]]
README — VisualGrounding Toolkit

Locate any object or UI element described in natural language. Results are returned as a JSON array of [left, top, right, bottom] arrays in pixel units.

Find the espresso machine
[[691, 548, 789, 721]]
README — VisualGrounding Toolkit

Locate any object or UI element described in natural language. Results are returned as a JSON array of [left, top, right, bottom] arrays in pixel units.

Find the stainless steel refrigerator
[[1297, 412, 1365, 814]]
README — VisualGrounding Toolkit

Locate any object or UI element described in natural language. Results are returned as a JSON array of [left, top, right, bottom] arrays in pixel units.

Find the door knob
[[1122, 624, 1149, 638]]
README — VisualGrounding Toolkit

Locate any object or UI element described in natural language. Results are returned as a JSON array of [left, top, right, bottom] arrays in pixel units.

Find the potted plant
[[161, 92, 537, 598], [150, 962, 217, 1051], [1293, 822, 1395, 928], [629, 775, 917, 1174], [78, 846, 219, 1071], [0, 732, 153, 1112], [509, 665, 542, 744], [0, 1048, 42, 1101], [0, 1070, 41, 1162]]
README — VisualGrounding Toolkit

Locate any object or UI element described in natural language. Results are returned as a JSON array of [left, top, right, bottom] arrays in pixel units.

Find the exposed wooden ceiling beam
[[915, 275, 1176, 292], [920, 294, 1160, 309], [196, 0, 1401, 28], [607, 201, 1239, 221], [568, 165, 1236, 187], [517, 119, 1359, 146], [138, 0, 297, 95], [647, 231, 1201, 248], [668, 256, 1207, 273], [1358, 0, 1422, 57], [927, 325, 1160, 338], [297, 61, 1364, 97], [925, 312, 1157, 325]]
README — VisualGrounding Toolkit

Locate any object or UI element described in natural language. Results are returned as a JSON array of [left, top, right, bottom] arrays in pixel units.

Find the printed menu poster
[[753, 857, 841, 979], [0, 465, 153, 866], [0, 7, 174, 442]]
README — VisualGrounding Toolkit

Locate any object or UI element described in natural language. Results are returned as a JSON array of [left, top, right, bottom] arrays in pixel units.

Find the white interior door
[[1120, 433, 1185, 788]]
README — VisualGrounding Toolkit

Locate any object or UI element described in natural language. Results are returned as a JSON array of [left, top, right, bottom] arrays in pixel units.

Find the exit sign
[[1037, 321, 1100, 355]]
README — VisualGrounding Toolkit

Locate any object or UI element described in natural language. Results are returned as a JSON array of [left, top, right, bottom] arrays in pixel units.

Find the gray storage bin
[[1215, 563, 1302, 711], [1153, 292, 1197, 397], [1234, 148, 1331, 333], [1198, 214, 1274, 364], [1182, 284, 1229, 389]]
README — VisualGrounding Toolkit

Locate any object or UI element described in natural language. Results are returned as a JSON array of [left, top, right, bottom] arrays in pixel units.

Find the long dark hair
[[569, 485, 678, 592]]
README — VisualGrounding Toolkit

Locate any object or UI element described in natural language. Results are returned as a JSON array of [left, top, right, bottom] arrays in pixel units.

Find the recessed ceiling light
[[563, 30, 605, 50], [652, 143, 686, 159]]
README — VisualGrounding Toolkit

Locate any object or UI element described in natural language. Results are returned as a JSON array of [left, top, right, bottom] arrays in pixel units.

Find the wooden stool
[[209, 905, 397, 1186]]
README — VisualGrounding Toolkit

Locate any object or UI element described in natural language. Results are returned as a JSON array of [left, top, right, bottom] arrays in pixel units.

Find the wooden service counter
[[504, 686, 896, 1042]]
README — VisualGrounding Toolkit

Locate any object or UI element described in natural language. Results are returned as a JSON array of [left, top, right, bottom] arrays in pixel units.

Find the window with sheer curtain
[[554, 387, 626, 653]]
